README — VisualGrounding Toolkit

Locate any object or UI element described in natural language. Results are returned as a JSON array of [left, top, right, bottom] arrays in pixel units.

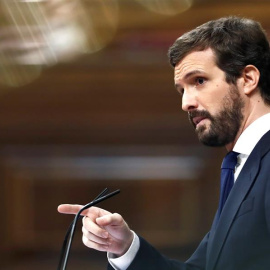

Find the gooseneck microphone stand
[[57, 188, 120, 270]]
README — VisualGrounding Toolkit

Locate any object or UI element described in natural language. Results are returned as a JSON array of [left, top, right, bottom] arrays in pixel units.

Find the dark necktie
[[217, 151, 239, 218]]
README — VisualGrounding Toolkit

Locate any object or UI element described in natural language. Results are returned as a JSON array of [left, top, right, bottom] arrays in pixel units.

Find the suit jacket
[[108, 130, 270, 270]]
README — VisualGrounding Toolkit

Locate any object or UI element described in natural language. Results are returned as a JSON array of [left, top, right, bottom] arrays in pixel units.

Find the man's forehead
[[174, 48, 216, 78], [175, 48, 215, 68]]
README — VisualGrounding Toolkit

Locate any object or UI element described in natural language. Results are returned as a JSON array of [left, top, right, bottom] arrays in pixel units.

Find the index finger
[[57, 204, 112, 218], [57, 204, 84, 215]]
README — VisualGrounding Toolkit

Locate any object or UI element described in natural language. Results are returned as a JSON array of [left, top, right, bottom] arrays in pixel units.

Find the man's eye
[[180, 88, 184, 96], [196, 78, 205, 85]]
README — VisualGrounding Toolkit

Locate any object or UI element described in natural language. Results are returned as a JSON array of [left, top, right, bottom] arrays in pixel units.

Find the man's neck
[[225, 106, 270, 152]]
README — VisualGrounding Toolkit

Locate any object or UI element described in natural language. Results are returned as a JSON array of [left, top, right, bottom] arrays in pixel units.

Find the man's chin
[[198, 133, 228, 147], [196, 129, 224, 147], [195, 124, 207, 134]]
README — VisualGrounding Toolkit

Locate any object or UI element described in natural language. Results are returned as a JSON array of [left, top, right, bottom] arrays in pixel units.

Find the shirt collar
[[233, 113, 270, 156]]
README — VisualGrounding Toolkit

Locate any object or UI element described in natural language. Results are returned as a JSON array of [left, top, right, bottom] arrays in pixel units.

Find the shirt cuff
[[107, 231, 140, 270]]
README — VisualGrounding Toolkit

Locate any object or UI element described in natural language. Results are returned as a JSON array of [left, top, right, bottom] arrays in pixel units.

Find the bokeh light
[[82, 0, 119, 54], [135, 0, 193, 16], [0, 0, 119, 87]]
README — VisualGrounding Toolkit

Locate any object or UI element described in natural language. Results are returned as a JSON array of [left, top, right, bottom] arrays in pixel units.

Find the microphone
[[57, 188, 120, 270]]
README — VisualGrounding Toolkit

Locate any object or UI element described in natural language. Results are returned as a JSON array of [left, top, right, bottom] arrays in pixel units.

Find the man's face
[[174, 48, 245, 147]]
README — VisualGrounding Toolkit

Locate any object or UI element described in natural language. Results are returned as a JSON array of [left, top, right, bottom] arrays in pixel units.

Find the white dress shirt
[[234, 113, 270, 180], [108, 113, 270, 270]]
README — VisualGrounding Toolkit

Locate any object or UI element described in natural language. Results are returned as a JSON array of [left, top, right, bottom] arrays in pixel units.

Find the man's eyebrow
[[183, 70, 205, 80], [174, 70, 206, 90]]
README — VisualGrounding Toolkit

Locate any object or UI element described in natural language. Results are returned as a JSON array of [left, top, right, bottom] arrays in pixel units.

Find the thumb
[[96, 213, 124, 227]]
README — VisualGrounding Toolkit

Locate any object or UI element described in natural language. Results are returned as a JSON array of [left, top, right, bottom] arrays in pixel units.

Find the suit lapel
[[206, 130, 270, 270]]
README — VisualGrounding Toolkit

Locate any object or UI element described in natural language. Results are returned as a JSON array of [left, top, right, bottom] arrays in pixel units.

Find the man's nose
[[181, 91, 198, 112]]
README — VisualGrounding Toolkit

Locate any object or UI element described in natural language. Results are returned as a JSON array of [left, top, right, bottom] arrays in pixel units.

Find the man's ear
[[241, 65, 260, 95]]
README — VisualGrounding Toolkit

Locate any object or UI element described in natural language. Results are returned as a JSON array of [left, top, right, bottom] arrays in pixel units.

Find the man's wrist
[[107, 231, 140, 270]]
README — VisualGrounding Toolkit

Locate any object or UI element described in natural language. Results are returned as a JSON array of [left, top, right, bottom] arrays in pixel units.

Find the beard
[[188, 85, 245, 147]]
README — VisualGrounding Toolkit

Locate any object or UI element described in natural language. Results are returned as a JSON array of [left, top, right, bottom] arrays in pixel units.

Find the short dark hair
[[168, 16, 270, 105]]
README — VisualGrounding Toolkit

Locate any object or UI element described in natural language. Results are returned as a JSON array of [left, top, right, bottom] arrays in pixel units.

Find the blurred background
[[0, 0, 270, 269]]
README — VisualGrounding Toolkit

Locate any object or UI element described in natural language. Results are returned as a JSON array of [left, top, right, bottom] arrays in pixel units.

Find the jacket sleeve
[[264, 159, 270, 233], [107, 232, 209, 270]]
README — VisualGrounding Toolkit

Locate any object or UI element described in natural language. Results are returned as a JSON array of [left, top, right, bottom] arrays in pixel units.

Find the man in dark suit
[[58, 16, 270, 269]]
